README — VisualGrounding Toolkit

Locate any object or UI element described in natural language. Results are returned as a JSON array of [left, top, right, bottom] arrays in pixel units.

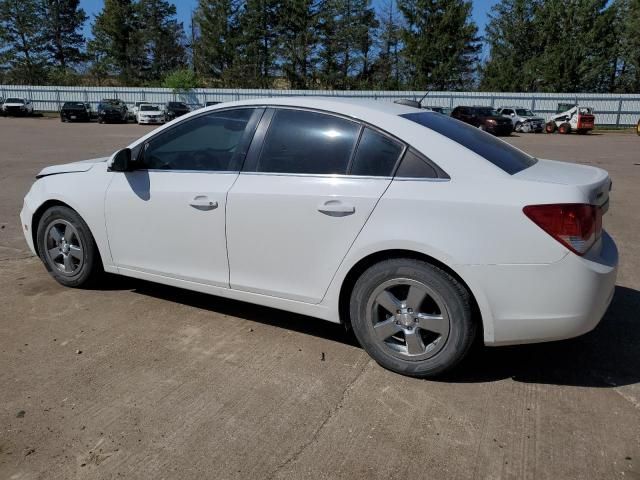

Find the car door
[[226, 108, 406, 303], [105, 107, 263, 287]]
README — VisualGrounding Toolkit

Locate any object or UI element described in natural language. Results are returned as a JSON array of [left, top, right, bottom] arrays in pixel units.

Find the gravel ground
[[1, 117, 638, 480]]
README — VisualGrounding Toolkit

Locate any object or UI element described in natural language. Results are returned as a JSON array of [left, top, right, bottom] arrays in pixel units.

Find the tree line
[[0, 0, 638, 92]]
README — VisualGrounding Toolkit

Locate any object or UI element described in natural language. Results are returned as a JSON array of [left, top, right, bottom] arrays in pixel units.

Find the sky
[[79, 0, 499, 39]]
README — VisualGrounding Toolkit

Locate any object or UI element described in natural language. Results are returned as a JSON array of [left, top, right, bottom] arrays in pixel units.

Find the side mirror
[[109, 148, 132, 172], [510, 113, 515, 117]]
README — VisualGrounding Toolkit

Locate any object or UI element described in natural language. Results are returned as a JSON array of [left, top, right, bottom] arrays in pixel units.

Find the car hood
[[520, 115, 544, 121], [36, 157, 109, 178], [139, 110, 163, 114]]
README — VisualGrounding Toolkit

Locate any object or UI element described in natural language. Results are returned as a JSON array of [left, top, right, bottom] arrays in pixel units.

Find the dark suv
[[164, 101, 190, 121], [451, 106, 513, 136], [60, 101, 91, 122], [97, 99, 128, 123]]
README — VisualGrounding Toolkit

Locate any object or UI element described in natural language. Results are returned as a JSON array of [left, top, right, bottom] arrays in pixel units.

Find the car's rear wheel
[[36, 206, 102, 288], [349, 258, 476, 378]]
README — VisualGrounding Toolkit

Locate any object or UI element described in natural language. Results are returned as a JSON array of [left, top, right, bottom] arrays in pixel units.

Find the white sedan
[[136, 104, 165, 125], [19, 98, 618, 377]]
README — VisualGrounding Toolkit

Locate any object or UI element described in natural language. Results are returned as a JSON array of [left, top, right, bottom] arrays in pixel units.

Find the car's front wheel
[[349, 258, 476, 378], [36, 206, 102, 288]]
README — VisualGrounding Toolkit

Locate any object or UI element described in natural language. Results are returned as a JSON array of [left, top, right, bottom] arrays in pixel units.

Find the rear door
[[226, 108, 405, 303]]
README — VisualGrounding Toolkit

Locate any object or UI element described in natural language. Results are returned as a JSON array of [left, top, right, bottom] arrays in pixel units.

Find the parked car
[[60, 102, 91, 122], [97, 99, 128, 123], [496, 107, 545, 133], [164, 101, 190, 121], [451, 106, 513, 135], [136, 104, 165, 125], [2, 97, 34, 116], [20, 98, 617, 378], [130, 101, 147, 120]]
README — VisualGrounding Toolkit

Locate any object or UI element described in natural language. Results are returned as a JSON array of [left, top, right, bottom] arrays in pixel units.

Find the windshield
[[5, 98, 24, 103], [168, 102, 187, 108], [140, 105, 158, 111], [476, 108, 499, 117], [401, 112, 537, 175], [516, 109, 534, 116]]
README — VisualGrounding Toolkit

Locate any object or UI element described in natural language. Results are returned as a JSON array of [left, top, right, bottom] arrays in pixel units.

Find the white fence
[[2, 85, 640, 126]]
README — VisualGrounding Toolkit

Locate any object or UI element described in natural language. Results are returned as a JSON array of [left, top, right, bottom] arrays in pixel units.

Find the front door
[[105, 108, 262, 286]]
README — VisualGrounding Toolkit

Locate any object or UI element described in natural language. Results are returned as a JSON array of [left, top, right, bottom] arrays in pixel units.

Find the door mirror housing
[[109, 148, 132, 172]]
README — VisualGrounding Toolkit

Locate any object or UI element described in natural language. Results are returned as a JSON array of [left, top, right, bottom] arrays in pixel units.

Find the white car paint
[[20, 97, 618, 346], [136, 104, 165, 124], [2, 97, 34, 115]]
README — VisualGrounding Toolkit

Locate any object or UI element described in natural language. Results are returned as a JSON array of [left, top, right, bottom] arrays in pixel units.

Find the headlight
[[487, 119, 497, 124]]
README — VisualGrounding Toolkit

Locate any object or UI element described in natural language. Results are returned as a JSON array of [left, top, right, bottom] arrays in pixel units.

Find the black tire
[[36, 206, 102, 288], [559, 122, 571, 134], [349, 258, 476, 378], [545, 121, 556, 133]]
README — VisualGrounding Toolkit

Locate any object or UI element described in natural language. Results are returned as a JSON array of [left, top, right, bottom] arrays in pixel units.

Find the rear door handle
[[189, 195, 218, 211], [317, 200, 355, 217]]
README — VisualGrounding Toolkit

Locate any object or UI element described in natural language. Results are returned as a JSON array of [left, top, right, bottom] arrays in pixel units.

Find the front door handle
[[189, 195, 218, 211], [317, 200, 355, 217]]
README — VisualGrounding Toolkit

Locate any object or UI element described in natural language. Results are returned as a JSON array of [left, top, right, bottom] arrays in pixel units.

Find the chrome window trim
[[238, 171, 393, 181]]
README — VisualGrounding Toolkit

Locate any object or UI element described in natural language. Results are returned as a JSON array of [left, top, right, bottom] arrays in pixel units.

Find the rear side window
[[257, 109, 359, 174], [401, 112, 537, 174], [395, 149, 439, 179], [350, 128, 403, 176]]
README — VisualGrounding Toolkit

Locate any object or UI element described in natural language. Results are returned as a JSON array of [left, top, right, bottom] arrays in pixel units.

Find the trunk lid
[[515, 159, 611, 210]]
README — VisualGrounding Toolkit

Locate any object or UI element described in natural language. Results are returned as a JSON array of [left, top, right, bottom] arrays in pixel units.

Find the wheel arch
[[31, 200, 103, 269], [337, 249, 484, 338]]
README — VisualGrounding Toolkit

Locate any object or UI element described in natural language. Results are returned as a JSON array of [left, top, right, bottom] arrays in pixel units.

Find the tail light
[[523, 204, 602, 255]]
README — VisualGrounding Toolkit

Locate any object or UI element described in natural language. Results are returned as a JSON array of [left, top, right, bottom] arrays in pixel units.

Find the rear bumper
[[461, 231, 618, 345]]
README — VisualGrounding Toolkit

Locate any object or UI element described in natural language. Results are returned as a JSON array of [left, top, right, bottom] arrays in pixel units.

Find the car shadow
[[445, 285, 640, 387], [103, 275, 639, 388]]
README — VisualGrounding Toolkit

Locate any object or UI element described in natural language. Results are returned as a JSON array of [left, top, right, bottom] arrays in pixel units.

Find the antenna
[[417, 90, 430, 107]]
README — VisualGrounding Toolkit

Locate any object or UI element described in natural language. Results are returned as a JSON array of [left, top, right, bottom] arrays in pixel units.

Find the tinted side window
[[401, 112, 537, 175], [350, 128, 403, 177], [141, 109, 256, 171], [257, 109, 359, 174], [395, 149, 438, 179]]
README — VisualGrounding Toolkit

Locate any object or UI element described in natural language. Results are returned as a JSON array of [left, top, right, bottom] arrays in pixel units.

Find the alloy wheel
[[44, 219, 84, 276]]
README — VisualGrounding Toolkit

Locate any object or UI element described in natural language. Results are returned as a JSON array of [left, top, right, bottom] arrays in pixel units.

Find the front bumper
[[487, 124, 513, 135], [138, 117, 165, 124], [19, 194, 38, 256], [461, 231, 618, 345]]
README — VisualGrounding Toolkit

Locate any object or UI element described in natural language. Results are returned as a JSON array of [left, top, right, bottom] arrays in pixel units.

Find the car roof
[[205, 96, 422, 118]]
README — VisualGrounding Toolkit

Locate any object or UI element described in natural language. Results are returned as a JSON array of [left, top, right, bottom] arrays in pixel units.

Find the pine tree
[[616, 0, 640, 92], [278, 0, 320, 88], [235, 0, 281, 87], [317, 0, 378, 89], [529, 0, 614, 92], [88, 0, 145, 84], [0, 0, 49, 84], [398, 0, 480, 90], [370, 0, 403, 89], [480, 0, 541, 92], [192, 0, 240, 82], [41, 0, 87, 71], [138, 0, 186, 83]]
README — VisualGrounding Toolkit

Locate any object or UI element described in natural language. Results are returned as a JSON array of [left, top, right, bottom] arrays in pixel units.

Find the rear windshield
[[63, 102, 85, 109], [401, 112, 537, 175], [5, 98, 24, 103]]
